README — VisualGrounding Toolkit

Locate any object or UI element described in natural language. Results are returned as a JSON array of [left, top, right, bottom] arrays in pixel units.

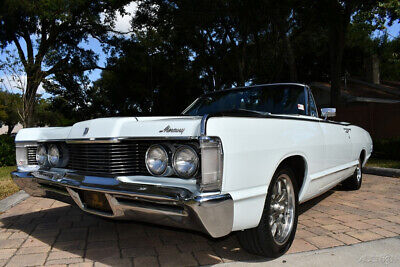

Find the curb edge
[[0, 190, 29, 213]]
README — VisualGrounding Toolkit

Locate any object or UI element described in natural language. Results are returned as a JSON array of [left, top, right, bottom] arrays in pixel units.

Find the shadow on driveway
[[0, 189, 335, 266]]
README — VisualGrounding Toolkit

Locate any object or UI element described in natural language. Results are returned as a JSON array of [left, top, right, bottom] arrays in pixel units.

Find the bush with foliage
[[373, 138, 400, 160], [0, 134, 15, 166]]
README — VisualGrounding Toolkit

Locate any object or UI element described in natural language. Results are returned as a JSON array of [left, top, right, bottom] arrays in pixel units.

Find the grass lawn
[[0, 166, 19, 200], [366, 159, 400, 169]]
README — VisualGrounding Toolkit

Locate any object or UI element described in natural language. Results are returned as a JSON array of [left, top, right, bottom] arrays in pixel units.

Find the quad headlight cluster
[[145, 144, 200, 178], [36, 143, 69, 167]]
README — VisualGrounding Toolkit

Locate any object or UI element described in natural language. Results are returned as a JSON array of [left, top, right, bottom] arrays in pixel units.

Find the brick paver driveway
[[1, 174, 400, 266]]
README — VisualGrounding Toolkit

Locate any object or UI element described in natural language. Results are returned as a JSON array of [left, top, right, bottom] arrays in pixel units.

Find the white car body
[[206, 115, 372, 230], [12, 83, 372, 240]]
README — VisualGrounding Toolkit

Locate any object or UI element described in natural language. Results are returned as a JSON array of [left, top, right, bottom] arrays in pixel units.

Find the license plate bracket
[[81, 191, 112, 212]]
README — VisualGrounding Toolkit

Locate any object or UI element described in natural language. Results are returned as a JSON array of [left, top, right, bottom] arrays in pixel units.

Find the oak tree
[[0, 0, 131, 126]]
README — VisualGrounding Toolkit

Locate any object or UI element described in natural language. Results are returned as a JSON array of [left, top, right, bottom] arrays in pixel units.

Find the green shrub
[[0, 135, 15, 166], [372, 138, 400, 160]]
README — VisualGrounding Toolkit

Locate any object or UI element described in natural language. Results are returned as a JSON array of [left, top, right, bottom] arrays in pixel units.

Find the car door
[[306, 89, 354, 195], [319, 122, 352, 171]]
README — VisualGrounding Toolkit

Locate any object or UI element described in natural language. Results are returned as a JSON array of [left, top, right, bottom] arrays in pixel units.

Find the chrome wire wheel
[[269, 174, 296, 245]]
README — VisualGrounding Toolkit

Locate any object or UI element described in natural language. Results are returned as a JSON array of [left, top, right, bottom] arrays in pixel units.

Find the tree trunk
[[274, 10, 297, 82], [284, 34, 297, 82], [22, 78, 40, 128], [328, 22, 346, 108], [7, 124, 15, 135], [23, 102, 35, 128], [329, 37, 343, 108], [329, 63, 341, 108], [327, 1, 351, 108]]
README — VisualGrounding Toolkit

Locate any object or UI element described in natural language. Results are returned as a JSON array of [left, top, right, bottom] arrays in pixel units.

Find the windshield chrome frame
[[305, 85, 319, 118]]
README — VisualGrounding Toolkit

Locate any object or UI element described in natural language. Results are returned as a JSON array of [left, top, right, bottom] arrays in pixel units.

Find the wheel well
[[360, 150, 366, 165], [278, 156, 307, 191]]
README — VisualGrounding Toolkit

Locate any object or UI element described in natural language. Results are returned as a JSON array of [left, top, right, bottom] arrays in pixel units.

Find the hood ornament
[[159, 125, 185, 135], [83, 127, 89, 136]]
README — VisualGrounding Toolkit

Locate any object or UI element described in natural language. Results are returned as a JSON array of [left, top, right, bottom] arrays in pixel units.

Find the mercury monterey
[[11, 83, 372, 257]]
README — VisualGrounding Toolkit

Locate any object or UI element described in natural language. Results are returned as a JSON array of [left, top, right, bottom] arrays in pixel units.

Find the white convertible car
[[12, 83, 372, 257]]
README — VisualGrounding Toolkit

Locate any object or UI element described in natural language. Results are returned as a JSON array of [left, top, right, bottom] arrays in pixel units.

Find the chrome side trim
[[312, 164, 358, 181], [66, 138, 121, 144]]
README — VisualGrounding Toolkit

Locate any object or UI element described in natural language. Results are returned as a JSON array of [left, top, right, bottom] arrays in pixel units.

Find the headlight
[[36, 144, 48, 166], [47, 144, 69, 167], [48, 145, 61, 167], [145, 145, 169, 175], [173, 145, 199, 178]]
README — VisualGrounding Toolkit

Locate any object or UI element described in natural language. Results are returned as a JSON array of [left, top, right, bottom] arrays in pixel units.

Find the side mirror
[[321, 108, 336, 120]]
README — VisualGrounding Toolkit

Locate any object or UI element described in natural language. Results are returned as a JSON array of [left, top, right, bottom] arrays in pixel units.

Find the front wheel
[[342, 158, 362, 190], [237, 166, 298, 258]]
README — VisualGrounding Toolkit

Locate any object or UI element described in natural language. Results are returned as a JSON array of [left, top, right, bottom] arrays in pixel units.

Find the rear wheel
[[237, 166, 298, 258], [342, 158, 362, 190]]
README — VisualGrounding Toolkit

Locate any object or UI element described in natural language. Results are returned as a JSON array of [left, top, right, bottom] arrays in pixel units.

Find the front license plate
[[82, 191, 112, 212]]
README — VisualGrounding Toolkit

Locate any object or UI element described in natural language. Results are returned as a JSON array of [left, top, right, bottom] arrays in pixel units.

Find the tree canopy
[[0, 91, 20, 134], [1, 0, 400, 126], [0, 0, 131, 126]]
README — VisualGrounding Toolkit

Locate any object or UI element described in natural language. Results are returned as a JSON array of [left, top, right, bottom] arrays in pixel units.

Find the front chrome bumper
[[11, 170, 233, 238]]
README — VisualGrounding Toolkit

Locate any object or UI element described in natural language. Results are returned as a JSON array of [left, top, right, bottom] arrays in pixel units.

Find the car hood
[[15, 116, 203, 142]]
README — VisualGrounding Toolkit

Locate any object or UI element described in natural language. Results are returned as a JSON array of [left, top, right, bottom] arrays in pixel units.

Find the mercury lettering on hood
[[159, 125, 185, 134]]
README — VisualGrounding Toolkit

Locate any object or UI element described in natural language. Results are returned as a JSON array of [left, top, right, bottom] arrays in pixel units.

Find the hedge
[[372, 138, 400, 161], [0, 134, 15, 166]]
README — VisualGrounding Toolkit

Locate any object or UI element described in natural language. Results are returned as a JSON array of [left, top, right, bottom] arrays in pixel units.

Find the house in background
[[311, 79, 400, 140], [0, 123, 22, 135]]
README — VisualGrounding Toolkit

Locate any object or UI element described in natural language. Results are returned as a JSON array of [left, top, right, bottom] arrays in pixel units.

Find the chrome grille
[[67, 142, 151, 176], [27, 147, 37, 165]]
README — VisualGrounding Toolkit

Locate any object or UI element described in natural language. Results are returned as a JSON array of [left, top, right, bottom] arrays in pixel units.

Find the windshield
[[183, 84, 306, 116]]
